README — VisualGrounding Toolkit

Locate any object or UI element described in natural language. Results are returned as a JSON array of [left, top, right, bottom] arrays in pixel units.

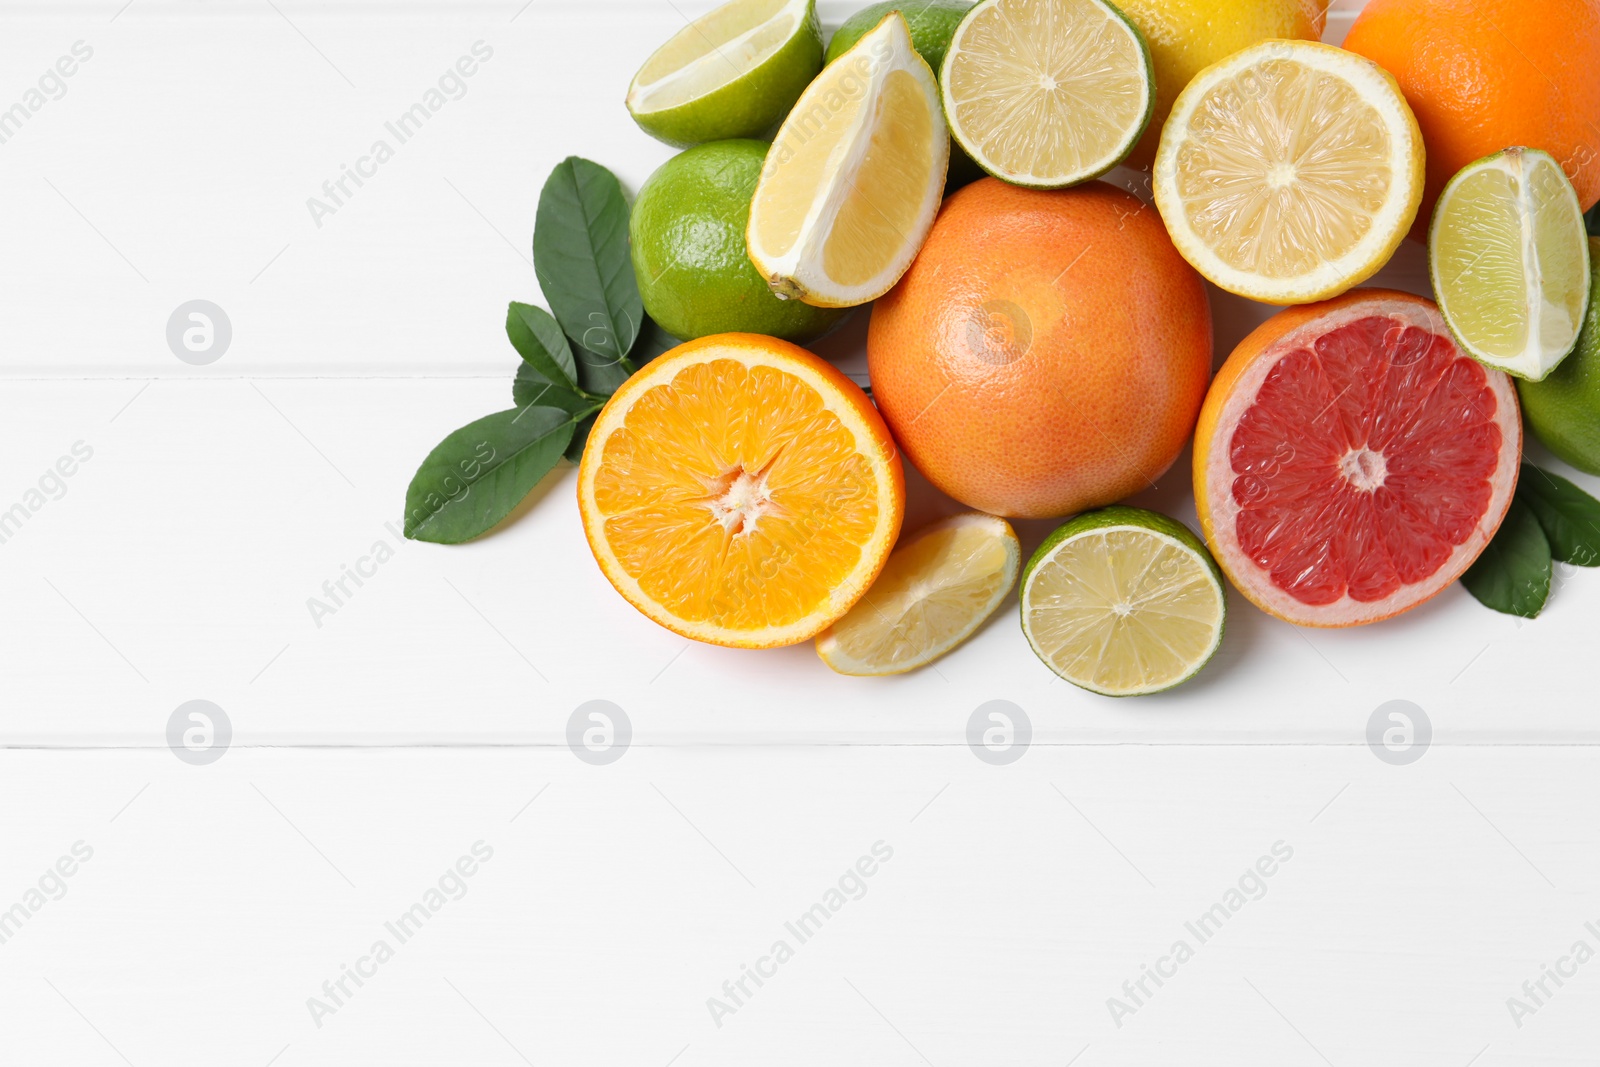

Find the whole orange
[[1344, 0, 1600, 241], [868, 178, 1213, 520]]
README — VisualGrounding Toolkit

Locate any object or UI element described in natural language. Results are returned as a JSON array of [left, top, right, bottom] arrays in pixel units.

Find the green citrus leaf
[[534, 156, 640, 363], [1587, 201, 1599, 237], [569, 313, 678, 395], [1461, 496, 1552, 618], [511, 364, 596, 413], [403, 407, 579, 544], [1517, 463, 1600, 566], [506, 302, 577, 388], [561, 316, 678, 460], [571, 344, 633, 396]]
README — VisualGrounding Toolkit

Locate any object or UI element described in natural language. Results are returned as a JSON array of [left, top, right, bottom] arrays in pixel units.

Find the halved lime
[[625, 0, 824, 149], [1021, 506, 1225, 697], [940, 0, 1154, 189], [1430, 147, 1592, 381], [816, 513, 1019, 676]]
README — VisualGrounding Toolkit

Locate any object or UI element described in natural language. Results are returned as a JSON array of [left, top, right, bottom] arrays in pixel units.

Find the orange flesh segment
[[590, 359, 881, 631]]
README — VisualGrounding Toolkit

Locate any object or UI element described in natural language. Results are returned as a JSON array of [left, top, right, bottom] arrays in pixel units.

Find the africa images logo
[[967, 700, 1031, 765], [306, 41, 494, 228], [1106, 841, 1295, 1028], [705, 841, 894, 1028], [305, 841, 495, 1028], [0, 41, 93, 148]]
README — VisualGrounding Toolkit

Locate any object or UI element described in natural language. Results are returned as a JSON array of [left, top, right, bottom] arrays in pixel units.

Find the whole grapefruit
[[1344, 0, 1600, 240], [868, 178, 1213, 520]]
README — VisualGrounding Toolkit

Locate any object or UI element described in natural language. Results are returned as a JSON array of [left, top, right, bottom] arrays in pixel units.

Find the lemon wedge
[[747, 12, 949, 308], [1153, 40, 1424, 305], [817, 513, 1019, 676]]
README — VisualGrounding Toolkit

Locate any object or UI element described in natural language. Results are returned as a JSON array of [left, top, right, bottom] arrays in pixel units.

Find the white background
[[2, 0, 1597, 1063]]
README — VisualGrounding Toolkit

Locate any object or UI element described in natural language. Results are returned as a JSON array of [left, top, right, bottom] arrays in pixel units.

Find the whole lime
[[1518, 237, 1600, 473], [630, 140, 847, 343], [825, 1, 982, 191], [825, 0, 970, 71]]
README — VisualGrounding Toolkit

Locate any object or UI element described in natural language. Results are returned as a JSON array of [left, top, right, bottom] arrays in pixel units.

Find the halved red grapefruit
[[1194, 289, 1521, 627]]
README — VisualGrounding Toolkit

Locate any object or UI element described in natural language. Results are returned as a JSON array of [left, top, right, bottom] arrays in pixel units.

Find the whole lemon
[[630, 140, 847, 343], [1115, 0, 1325, 169]]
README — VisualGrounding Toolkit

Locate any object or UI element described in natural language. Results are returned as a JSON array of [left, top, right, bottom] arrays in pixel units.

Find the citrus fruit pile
[[552, 0, 1600, 696]]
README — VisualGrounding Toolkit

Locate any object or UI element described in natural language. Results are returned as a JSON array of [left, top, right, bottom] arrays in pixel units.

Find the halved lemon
[[940, 0, 1154, 189], [625, 0, 824, 149], [1021, 507, 1225, 697], [577, 333, 905, 648], [1430, 147, 1593, 381], [1153, 40, 1424, 305], [816, 513, 1020, 676], [747, 12, 949, 308]]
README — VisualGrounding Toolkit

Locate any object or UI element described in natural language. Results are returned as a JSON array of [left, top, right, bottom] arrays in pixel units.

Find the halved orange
[[577, 333, 905, 648]]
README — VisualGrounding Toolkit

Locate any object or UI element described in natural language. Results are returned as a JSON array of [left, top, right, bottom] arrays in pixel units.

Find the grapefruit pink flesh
[[1234, 317, 1502, 604], [1197, 291, 1520, 627]]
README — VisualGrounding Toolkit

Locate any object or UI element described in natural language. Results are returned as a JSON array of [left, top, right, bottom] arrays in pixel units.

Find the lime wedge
[[1021, 506, 1225, 697], [816, 513, 1019, 676], [1430, 147, 1592, 381], [940, 0, 1154, 189], [625, 0, 823, 149]]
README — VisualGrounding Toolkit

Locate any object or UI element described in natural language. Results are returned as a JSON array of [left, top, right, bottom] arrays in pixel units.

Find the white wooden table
[[2, 2, 1596, 1064]]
